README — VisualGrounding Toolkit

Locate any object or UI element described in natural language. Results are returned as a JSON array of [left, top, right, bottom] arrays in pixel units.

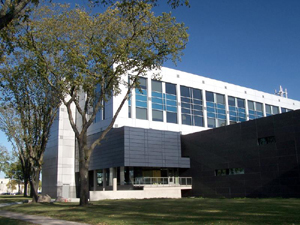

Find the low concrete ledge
[[90, 187, 182, 201]]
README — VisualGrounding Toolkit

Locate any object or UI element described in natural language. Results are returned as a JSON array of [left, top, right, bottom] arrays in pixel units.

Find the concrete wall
[[181, 110, 300, 198], [90, 187, 182, 200]]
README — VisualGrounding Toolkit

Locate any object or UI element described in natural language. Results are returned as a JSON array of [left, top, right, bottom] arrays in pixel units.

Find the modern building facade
[[42, 67, 300, 199]]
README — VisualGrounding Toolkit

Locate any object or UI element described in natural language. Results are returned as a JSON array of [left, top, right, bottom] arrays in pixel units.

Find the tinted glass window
[[152, 110, 163, 122], [206, 91, 214, 102], [194, 116, 204, 127], [182, 114, 191, 125], [167, 112, 177, 124], [273, 106, 279, 114], [139, 77, 147, 89], [136, 108, 147, 120], [237, 98, 245, 108], [192, 89, 202, 100], [256, 102, 263, 112], [248, 101, 254, 110], [166, 83, 176, 95], [152, 80, 162, 92], [266, 104, 271, 114], [228, 96, 235, 106], [180, 86, 190, 97], [216, 94, 225, 104]]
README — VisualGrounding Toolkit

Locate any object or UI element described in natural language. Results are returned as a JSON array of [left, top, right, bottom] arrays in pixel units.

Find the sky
[[1, 0, 300, 178]]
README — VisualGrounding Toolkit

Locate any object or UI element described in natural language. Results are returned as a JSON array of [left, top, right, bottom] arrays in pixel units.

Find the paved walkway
[[0, 202, 90, 225]]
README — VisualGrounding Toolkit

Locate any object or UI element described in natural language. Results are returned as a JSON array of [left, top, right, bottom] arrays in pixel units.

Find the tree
[[0, 40, 62, 202], [0, 145, 10, 173], [0, 106, 31, 196], [5, 160, 24, 193], [0, 0, 189, 31], [2, 1, 188, 206], [0, 0, 36, 30]]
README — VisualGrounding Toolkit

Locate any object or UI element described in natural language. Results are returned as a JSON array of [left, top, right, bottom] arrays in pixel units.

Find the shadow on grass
[[2, 198, 300, 224]]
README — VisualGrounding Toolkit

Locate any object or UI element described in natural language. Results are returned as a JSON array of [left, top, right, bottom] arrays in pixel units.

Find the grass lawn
[[1, 197, 300, 224], [0, 216, 36, 225], [0, 195, 31, 204]]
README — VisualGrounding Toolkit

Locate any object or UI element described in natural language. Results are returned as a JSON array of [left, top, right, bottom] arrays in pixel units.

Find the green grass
[[1, 198, 300, 224], [0, 216, 36, 225], [0, 195, 31, 204]]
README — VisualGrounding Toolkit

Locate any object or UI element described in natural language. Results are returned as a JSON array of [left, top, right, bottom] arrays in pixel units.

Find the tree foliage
[[0, 23, 62, 201], [0, 105, 31, 196], [0, 145, 10, 173]]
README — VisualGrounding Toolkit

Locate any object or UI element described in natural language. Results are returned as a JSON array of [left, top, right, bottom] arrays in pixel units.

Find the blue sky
[[1, 0, 300, 178]]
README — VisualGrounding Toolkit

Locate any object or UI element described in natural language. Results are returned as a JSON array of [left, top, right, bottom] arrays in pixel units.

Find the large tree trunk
[[79, 157, 90, 206], [78, 135, 91, 207], [23, 178, 28, 197], [30, 170, 40, 203]]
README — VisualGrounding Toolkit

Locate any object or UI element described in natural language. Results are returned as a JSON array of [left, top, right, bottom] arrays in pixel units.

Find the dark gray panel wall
[[88, 127, 125, 170], [124, 127, 190, 168], [181, 110, 300, 198], [86, 126, 190, 170]]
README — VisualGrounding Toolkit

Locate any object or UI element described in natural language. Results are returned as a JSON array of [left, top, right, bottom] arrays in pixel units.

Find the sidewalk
[[0, 202, 90, 225]]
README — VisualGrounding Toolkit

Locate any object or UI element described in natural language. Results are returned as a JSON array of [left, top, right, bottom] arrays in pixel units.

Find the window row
[[131, 78, 292, 128]]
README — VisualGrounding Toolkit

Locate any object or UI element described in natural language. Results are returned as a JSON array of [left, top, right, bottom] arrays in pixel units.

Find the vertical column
[[120, 167, 125, 185], [93, 170, 97, 191], [103, 169, 106, 191], [202, 90, 207, 128], [109, 167, 114, 186], [176, 83, 181, 125], [224, 95, 230, 125]]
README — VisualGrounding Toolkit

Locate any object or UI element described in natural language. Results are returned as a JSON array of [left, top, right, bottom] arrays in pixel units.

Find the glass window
[[194, 116, 204, 127], [228, 96, 235, 106], [167, 112, 177, 124], [256, 102, 263, 112], [152, 80, 162, 92], [152, 110, 163, 122], [182, 114, 192, 125], [216, 94, 225, 104], [180, 86, 190, 97], [206, 91, 214, 102], [166, 83, 176, 95], [266, 105, 271, 114], [273, 106, 279, 114], [181, 86, 204, 127], [207, 118, 215, 128], [136, 108, 147, 120], [237, 98, 245, 108], [139, 77, 147, 89], [248, 101, 254, 110], [193, 89, 202, 99]]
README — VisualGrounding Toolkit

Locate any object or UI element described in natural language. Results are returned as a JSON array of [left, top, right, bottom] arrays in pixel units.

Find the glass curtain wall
[[206, 91, 226, 128], [228, 96, 246, 124], [248, 100, 263, 120], [136, 77, 148, 120], [181, 86, 204, 126]]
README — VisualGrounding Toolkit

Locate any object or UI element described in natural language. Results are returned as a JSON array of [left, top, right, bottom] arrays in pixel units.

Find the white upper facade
[[88, 67, 300, 135]]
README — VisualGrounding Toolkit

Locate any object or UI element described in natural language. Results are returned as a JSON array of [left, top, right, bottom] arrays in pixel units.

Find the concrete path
[[0, 202, 90, 225]]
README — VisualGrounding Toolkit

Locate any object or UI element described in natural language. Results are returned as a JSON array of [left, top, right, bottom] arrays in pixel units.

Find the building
[[181, 109, 300, 198], [42, 67, 300, 199]]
